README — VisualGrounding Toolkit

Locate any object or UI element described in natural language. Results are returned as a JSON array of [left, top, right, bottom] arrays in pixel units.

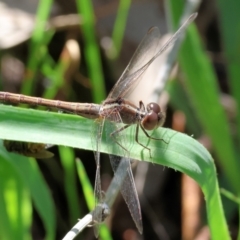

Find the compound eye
[[147, 102, 161, 114], [142, 111, 158, 130]]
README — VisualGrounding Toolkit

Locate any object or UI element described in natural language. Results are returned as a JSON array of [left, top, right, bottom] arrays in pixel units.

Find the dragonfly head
[[141, 102, 165, 130]]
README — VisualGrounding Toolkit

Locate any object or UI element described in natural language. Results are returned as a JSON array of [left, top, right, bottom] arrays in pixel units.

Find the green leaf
[[76, 0, 106, 102], [21, 0, 54, 95], [59, 146, 81, 224], [217, 0, 240, 144], [0, 104, 229, 239], [0, 138, 56, 240], [0, 155, 32, 240]]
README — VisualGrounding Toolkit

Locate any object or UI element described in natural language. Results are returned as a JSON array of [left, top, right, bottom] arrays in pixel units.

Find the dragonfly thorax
[[102, 98, 165, 129]]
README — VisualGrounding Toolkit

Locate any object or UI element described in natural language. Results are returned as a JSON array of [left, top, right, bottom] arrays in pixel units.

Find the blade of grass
[[75, 160, 112, 239], [21, 0, 53, 95], [216, 0, 240, 148], [220, 188, 240, 205], [0, 104, 230, 239], [76, 0, 106, 102], [41, 40, 80, 100], [110, 0, 132, 59], [167, 79, 202, 137], [0, 179, 14, 240], [166, 2, 240, 194], [41, 54, 68, 100], [0, 146, 56, 240], [75, 160, 94, 211], [59, 146, 81, 224], [0, 155, 32, 240]]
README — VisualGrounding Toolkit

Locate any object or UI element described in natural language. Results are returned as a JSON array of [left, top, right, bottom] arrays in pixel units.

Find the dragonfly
[[3, 140, 54, 159], [0, 13, 197, 235]]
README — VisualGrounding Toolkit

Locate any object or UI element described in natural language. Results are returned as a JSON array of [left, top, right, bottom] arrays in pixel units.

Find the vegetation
[[0, 0, 240, 239]]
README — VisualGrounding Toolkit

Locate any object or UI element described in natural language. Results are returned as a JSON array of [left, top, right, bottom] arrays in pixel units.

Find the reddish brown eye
[[142, 112, 158, 130], [147, 102, 161, 114]]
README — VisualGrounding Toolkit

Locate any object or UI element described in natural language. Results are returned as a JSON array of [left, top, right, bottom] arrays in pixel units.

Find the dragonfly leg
[[140, 123, 168, 144], [111, 123, 158, 158], [135, 123, 152, 157], [110, 124, 131, 153]]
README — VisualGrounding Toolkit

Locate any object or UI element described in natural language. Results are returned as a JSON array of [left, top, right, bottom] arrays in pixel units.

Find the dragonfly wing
[[104, 111, 143, 233], [107, 13, 197, 99], [107, 27, 161, 99], [91, 118, 105, 237], [109, 155, 143, 233]]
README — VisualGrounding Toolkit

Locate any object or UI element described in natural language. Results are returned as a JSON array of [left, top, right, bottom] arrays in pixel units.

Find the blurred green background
[[0, 0, 240, 239]]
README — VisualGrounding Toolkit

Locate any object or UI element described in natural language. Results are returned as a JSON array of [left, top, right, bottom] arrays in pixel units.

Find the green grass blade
[[75, 160, 95, 211], [216, 0, 240, 146], [76, 160, 112, 239], [21, 0, 53, 95], [0, 154, 32, 240], [59, 146, 81, 224], [20, 161, 56, 240], [167, 79, 202, 136], [0, 104, 230, 239], [17, 159, 55, 240], [221, 188, 240, 205], [110, 0, 132, 59], [76, 0, 106, 102], [0, 147, 56, 240], [166, 3, 240, 194], [179, 23, 239, 192]]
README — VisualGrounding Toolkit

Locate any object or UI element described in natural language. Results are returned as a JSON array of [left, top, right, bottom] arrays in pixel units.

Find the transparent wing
[[107, 13, 197, 99], [91, 156, 139, 235], [91, 118, 105, 237], [104, 112, 142, 233], [107, 27, 160, 99], [109, 155, 143, 233]]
